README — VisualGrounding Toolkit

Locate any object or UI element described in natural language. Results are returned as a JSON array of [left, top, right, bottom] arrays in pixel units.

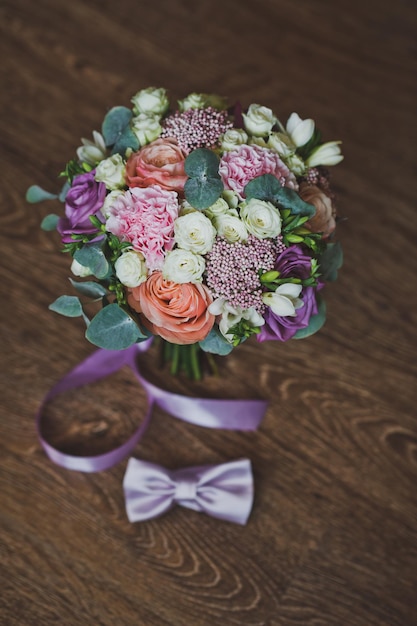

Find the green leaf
[[111, 126, 139, 156], [244, 174, 315, 217], [85, 303, 146, 350], [293, 295, 326, 339], [49, 295, 83, 318], [102, 106, 133, 147], [59, 181, 70, 202], [199, 329, 234, 355], [184, 177, 224, 210], [69, 279, 108, 299], [318, 241, 343, 282], [74, 243, 109, 280], [184, 148, 221, 178], [41, 214, 60, 231], [26, 185, 58, 204]]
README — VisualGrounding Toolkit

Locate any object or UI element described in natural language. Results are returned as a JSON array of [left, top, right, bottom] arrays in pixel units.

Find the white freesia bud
[[203, 197, 231, 219], [214, 214, 248, 243], [76, 131, 107, 166], [286, 112, 315, 148], [95, 154, 126, 190], [220, 128, 249, 151], [71, 259, 91, 277], [131, 87, 169, 116], [306, 141, 344, 167], [262, 284, 304, 317], [162, 249, 205, 283], [243, 103, 276, 137], [115, 250, 147, 288], [267, 132, 295, 157], [208, 298, 264, 342], [174, 212, 216, 254], [240, 198, 282, 239], [131, 113, 162, 146]]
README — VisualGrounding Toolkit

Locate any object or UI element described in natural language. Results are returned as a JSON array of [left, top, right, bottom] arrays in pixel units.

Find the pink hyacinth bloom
[[219, 144, 298, 199], [106, 185, 179, 271]]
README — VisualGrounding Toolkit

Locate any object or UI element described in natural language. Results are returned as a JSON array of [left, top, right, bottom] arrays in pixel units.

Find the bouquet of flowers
[[28, 87, 343, 379]]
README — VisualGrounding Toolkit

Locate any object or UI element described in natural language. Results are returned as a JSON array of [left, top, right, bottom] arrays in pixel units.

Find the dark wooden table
[[1, 1, 416, 624]]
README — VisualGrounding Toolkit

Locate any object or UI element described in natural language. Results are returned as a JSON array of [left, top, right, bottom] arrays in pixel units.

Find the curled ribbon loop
[[123, 458, 254, 525]]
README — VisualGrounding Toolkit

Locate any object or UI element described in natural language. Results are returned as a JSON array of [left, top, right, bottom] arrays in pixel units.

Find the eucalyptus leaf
[[184, 177, 224, 210], [59, 181, 71, 202], [49, 295, 83, 318], [85, 303, 146, 350], [41, 214, 60, 231], [26, 185, 58, 204], [111, 126, 139, 156], [318, 241, 343, 282], [244, 174, 315, 217], [199, 328, 234, 355], [69, 279, 108, 299], [74, 242, 109, 279], [293, 295, 326, 339], [184, 148, 221, 178], [102, 106, 133, 147]]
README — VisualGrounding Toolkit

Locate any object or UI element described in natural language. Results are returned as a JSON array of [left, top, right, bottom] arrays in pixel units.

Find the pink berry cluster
[[161, 107, 233, 151]]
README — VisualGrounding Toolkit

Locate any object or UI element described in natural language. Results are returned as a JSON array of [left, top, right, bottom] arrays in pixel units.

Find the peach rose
[[128, 271, 215, 344], [125, 138, 187, 194], [299, 182, 336, 239]]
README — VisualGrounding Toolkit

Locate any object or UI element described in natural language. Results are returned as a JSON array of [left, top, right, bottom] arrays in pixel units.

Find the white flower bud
[[95, 154, 126, 191], [214, 214, 248, 243], [208, 298, 264, 342], [174, 212, 216, 254], [306, 141, 344, 167], [162, 249, 205, 283], [71, 259, 91, 277], [203, 197, 231, 219], [243, 103, 276, 137], [286, 112, 315, 148], [131, 87, 169, 116], [267, 132, 295, 157], [284, 153, 306, 176], [76, 131, 107, 166], [240, 198, 282, 239], [262, 284, 303, 317], [178, 92, 208, 111], [220, 128, 249, 151], [131, 113, 162, 146], [114, 250, 147, 288]]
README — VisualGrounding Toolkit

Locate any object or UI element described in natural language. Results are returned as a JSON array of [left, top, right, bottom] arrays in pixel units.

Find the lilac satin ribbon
[[36, 342, 268, 472], [123, 458, 254, 525]]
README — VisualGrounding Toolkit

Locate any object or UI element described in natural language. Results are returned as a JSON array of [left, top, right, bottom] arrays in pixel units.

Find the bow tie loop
[[123, 458, 254, 525]]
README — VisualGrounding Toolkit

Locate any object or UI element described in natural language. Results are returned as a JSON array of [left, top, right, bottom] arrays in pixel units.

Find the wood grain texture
[[1, 0, 417, 624]]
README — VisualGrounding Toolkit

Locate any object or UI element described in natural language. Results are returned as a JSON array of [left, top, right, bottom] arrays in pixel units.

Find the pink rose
[[125, 138, 188, 194], [299, 183, 336, 239], [105, 185, 179, 271], [128, 272, 215, 345], [219, 144, 298, 199]]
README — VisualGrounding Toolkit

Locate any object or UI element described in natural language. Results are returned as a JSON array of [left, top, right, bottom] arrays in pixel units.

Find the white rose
[[114, 250, 147, 288], [178, 92, 208, 111], [203, 197, 231, 219], [71, 259, 91, 277], [95, 154, 126, 190], [220, 128, 248, 151], [131, 113, 162, 146], [240, 198, 282, 239], [174, 212, 216, 254], [131, 87, 169, 116], [286, 112, 315, 148], [267, 132, 295, 157], [162, 249, 205, 283], [262, 284, 303, 316], [100, 190, 124, 218], [76, 131, 107, 166], [242, 103, 276, 137], [214, 214, 248, 243], [222, 190, 240, 209]]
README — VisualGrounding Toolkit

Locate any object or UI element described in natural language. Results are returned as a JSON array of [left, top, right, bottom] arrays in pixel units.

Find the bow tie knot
[[123, 458, 254, 525]]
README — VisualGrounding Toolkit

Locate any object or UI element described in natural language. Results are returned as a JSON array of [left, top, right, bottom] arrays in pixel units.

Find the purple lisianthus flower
[[57, 170, 106, 242], [258, 245, 319, 342]]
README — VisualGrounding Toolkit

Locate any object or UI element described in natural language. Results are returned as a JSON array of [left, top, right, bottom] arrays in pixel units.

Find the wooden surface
[[1, 1, 416, 624]]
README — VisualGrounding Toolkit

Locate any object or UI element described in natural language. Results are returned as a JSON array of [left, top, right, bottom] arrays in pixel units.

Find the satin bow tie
[[123, 458, 254, 525]]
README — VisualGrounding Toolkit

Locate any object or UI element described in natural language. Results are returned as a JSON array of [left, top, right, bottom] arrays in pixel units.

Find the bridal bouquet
[[28, 87, 343, 378]]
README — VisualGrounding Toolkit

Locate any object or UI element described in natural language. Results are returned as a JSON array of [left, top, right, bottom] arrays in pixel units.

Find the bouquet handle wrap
[[36, 342, 268, 472]]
